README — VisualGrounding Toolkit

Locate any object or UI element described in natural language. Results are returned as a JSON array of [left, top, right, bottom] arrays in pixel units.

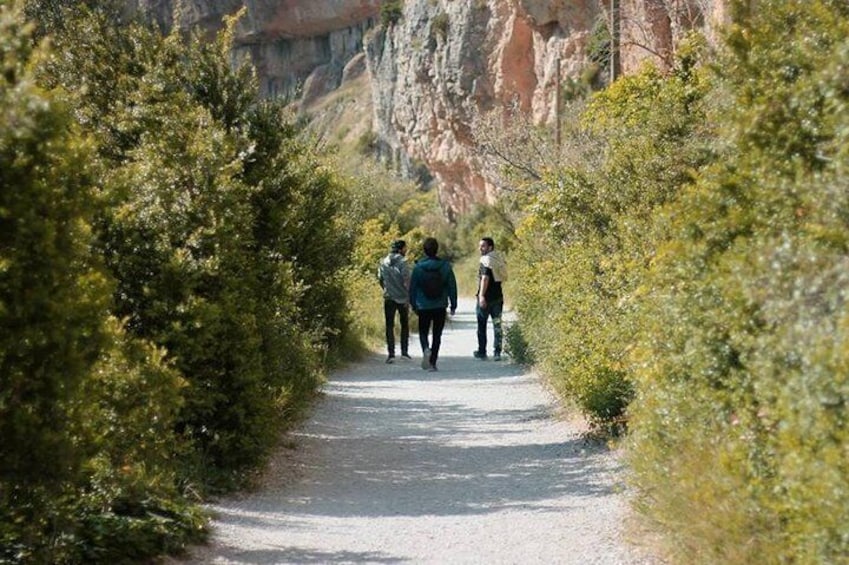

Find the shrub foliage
[[512, 55, 713, 430], [2, 2, 356, 561], [1, 4, 204, 562], [509, 0, 849, 561], [627, 2, 849, 562]]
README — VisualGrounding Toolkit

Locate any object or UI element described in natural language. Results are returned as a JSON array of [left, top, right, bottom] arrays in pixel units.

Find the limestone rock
[[126, 0, 726, 217], [366, 0, 599, 214]]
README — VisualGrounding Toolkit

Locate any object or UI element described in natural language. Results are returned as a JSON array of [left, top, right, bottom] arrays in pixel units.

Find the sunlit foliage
[[2, 1, 358, 560], [628, 2, 849, 561]]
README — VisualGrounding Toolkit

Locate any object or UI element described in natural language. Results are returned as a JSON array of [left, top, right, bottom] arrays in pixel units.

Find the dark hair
[[423, 237, 439, 257], [391, 239, 406, 253], [481, 236, 495, 249]]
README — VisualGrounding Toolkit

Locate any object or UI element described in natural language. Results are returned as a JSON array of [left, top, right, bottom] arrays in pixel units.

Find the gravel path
[[179, 298, 659, 564]]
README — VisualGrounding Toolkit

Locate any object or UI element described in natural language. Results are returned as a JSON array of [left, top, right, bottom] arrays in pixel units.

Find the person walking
[[378, 239, 411, 364], [474, 237, 507, 361], [409, 237, 457, 372]]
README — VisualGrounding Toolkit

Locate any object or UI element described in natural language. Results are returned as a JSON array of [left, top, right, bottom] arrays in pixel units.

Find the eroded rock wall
[[366, 0, 599, 215], [128, 0, 725, 217], [367, 0, 726, 215], [131, 0, 380, 100]]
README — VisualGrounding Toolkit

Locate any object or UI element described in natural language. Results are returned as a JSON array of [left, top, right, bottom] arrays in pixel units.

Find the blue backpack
[[420, 264, 444, 299]]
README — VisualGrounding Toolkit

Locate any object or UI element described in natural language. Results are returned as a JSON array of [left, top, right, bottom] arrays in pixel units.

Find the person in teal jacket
[[409, 237, 458, 372]]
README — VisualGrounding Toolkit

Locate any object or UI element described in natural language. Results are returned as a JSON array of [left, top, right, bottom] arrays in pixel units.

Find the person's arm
[[448, 266, 458, 314], [478, 274, 489, 308], [401, 260, 411, 290], [408, 269, 417, 312]]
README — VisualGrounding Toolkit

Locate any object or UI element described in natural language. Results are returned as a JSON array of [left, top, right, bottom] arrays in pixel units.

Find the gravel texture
[[179, 299, 660, 564]]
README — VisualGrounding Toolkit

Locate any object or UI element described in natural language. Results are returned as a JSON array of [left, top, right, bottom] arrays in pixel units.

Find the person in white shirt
[[474, 237, 507, 361]]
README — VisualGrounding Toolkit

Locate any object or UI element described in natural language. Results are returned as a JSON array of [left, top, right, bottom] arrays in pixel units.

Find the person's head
[[423, 237, 439, 258], [479, 237, 495, 255], [391, 239, 407, 255]]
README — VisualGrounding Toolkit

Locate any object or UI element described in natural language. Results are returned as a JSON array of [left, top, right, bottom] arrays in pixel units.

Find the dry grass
[[302, 74, 373, 168]]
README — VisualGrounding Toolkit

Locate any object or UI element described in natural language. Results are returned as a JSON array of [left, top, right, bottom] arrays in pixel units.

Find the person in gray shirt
[[378, 240, 411, 363]]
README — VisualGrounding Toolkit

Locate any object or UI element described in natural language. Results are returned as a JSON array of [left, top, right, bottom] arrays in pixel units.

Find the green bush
[[431, 12, 449, 40], [72, 319, 206, 562], [585, 13, 611, 89], [355, 129, 378, 155], [4, 3, 355, 559], [511, 231, 634, 430], [507, 2, 849, 559], [503, 321, 534, 366], [511, 52, 712, 431], [380, 0, 403, 27], [1, 7, 107, 558], [34, 5, 352, 490], [626, 1, 849, 562], [1, 6, 202, 561], [0, 2, 105, 493], [452, 202, 516, 258]]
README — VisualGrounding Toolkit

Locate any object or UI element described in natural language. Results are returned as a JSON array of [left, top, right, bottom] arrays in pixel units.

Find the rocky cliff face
[[130, 0, 724, 216], [366, 0, 599, 215], [132, 0, 380, 100], [364, 0, 724, 215], [619, 0, 728, 73]]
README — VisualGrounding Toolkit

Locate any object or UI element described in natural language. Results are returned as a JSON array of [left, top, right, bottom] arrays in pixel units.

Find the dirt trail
[[179, 298, 659, 564]]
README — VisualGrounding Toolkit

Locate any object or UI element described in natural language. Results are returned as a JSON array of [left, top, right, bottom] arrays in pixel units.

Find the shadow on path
[[187, 300, 635, 564], [232, 345, 615, 522]]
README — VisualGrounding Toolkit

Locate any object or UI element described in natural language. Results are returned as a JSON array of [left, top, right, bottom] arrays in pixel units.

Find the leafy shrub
[[35, 5, 350, 489], [626, 2, 849, 562], [71, 319, 206, 562], [503, 321, 534, 365], [586, 13, 611, 88], [1, 7, 107, 558], [452, 203, 516, 257], [510, 53, 712, 431], [431, 12, 449, 40], [511, 230, 633, 431], [4, 3, 358, 560], [0, 2, 105, 493], [381, 0, 403, 27], [1, 6, 202, 561], [356, 130, 378, 155]]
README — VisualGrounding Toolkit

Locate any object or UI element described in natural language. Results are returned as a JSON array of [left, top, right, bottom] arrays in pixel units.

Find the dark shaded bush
[[1, 8, 107, 558], [1, 5, 202, 562], [431, 12, 449, 40], [39, 10, 341, 488], [3, 1, 355, 560], [0, 3, 105, 493], [503, 322, 534, 366]]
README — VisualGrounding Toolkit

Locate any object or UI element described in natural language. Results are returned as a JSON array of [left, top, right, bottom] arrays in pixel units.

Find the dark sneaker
[[493, 352, 502, 361], [473, 350, 487, 360], [385, 356, 395, 364], [401, 353, 412, 360], [427, 364, 438, 372]]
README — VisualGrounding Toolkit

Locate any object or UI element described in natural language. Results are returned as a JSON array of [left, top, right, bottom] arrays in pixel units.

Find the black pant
[[384, 299, 409, 356], [417, 308, 447, 366], [476, 299, 504, 355]]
